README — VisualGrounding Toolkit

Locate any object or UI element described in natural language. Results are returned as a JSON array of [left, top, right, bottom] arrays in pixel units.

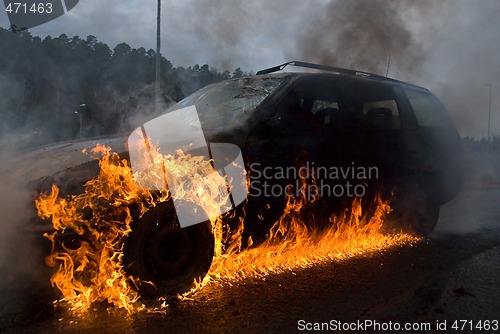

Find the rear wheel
[[407, 200, 440, 236], [124, 202, 214, 297], [384, 190, 440, 236]]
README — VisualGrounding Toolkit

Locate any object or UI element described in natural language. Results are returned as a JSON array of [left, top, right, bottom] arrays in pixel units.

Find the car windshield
[[165, 77, 286, 131]]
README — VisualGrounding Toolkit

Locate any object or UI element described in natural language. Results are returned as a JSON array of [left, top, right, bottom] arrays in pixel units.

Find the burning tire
[[124, 201, 214, 298]]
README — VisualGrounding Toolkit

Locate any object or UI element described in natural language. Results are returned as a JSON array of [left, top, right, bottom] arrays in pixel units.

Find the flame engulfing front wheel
[[124, 202, 214, 298]]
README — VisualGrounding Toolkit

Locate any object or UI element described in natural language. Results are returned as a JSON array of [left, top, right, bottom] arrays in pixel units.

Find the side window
[[355, 85, 401, 130], [268, 89, 321, 133], [363, 101, 401, 129], [405, 89, 448, 127], [311, 100, 339, 113], [312, 100, 340, 127]]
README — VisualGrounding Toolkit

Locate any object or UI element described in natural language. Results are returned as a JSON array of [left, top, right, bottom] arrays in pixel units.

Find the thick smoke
[[0, 148, 54, 322], [2, 0, 497, 137], [0, 172, 39, 271], [161, 0, 499, 138], [284, 0, 430, 77], [281, 0, 498, 138]]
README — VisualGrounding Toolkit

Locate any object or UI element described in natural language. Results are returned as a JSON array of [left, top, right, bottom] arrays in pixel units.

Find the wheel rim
[[143, 217, 196, 282]]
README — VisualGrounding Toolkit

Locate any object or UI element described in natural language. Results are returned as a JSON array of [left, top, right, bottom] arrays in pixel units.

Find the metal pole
[[155, 0, 161, 114], [79, 112, 82, 139], [74, 111, 82, 139], [79, 104, 86, 139], [485, 84, 492, 153]]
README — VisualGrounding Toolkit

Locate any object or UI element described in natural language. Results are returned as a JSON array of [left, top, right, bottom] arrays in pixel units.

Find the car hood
[[1, 136, 127, 184]]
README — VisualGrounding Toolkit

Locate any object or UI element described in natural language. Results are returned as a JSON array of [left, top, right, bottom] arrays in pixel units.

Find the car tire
[[408, 200, 440, 236], [383, 190, 440, 237], [124, 201, 214, 298]]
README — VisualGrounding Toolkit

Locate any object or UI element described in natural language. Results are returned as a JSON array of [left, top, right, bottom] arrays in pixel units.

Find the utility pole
[[74, 111, 82, 139], [155, 0, 161, 114], [485, 84, 492, 153], [74, 103, 86, 139]]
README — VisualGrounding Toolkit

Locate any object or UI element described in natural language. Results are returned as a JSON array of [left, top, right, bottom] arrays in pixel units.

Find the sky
[[1, 0, 499, 138]]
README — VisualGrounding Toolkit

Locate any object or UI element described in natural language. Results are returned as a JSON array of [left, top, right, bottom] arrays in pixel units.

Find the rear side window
[[405, 89, 449, 127], [350, 84, 401, 130], [362, 99, 400, 128]]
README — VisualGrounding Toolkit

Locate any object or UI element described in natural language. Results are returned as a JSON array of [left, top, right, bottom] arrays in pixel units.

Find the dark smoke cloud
[[159, 0, 499, 138], [284, 0, 432, 77], [277, 0, 498, 138]]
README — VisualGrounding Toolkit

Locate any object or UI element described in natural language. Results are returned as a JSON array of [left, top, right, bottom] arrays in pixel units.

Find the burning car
[[26, 61, 462, 304]]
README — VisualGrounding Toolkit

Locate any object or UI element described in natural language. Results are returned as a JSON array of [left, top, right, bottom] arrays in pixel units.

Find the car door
[[244, 80, 325, 206], [343, 81, 407, 181]]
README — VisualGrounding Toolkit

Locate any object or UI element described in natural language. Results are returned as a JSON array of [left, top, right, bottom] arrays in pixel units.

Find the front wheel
[[124, 202, 215, 298]]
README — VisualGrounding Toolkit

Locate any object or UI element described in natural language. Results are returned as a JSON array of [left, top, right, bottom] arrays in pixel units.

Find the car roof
[[253, 61, 429, 92]]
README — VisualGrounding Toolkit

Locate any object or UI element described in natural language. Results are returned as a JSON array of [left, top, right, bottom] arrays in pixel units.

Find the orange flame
[[36, 144, 419, 314], [192, 181, 417, 294], [36, 145, 153, 314]]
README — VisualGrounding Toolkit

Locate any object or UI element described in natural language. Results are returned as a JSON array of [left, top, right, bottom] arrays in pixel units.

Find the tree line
[[462, 136, 500, 154], [0, 27, 249, 147]]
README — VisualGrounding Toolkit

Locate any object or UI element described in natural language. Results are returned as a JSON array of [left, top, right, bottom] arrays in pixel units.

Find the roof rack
[[256, 60, 399, 83]]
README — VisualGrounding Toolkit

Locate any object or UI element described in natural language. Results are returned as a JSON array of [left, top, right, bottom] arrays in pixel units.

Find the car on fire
[[21, 61, 463, 298]]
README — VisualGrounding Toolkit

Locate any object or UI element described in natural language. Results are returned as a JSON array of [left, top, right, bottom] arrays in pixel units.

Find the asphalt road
[[1, 187, 499, 334]]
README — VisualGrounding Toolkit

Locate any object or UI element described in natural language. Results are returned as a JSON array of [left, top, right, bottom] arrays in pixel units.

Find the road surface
[[0, 187, 499, 334]]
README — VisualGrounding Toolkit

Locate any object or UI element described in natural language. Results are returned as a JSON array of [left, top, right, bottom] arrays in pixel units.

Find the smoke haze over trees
[[0, 28, 248, 148]]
